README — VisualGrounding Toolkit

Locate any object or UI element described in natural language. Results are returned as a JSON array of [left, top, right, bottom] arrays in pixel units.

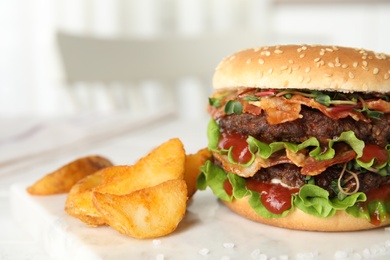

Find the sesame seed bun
[[213, 45, 390, 93], [223, 197, 390, 232]]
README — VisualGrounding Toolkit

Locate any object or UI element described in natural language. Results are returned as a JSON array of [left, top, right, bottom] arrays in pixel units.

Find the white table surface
[[2, 112, 390, 260], [1, 111, 207, 259]]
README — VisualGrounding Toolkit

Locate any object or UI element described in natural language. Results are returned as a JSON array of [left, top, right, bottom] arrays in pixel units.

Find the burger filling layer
[[198, 88, 390, 225]]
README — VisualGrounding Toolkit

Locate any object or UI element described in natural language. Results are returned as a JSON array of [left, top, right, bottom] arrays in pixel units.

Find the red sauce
[[224, 179, 233, 196], [246, 179, 299, 214], [360, 144, 389, 167], [359, 184, 390, 226], [218, 131, 252, 164]]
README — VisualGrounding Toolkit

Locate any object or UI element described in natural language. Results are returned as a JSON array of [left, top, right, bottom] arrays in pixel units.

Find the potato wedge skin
[[93, 179, 188, 239], [27, 155, 113, 195], [94, 138, 185, 195], [184, 148, 211, 198]]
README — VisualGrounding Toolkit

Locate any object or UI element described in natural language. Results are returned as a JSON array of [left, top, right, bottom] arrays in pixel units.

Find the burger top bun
[[213, 44, 390, 93]]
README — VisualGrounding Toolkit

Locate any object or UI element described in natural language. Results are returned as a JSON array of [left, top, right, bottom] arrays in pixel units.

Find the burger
[[197, 44, 390, 231]]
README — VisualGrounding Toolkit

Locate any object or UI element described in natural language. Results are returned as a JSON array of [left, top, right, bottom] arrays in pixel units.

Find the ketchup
[[358, 184, 390, 226], [360, 144, 389, 167], [224, 179, 233, 197], [246, 179, 299, 214], [218, 131, 252, 164]]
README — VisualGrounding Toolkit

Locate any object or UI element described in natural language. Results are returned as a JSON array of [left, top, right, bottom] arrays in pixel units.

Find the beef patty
[[250, 163, 390, 198], [218, 107, 390, 147]]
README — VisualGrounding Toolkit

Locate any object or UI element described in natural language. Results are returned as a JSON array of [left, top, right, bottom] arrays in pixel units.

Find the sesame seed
[[261, 51, 271, 56], [288, 59, 294, 64], [342, 64, 348, 68], [332, 46, 339, 50], [287, 67, 292, 74], [229, 55, 236, 61], [326, 48, 333, 52], [328, 62, 335, 68], [376, 53, 387, 60], [292, 65, 300, 71], [301, 46, 308, 50], [268, 68, 273, 74], [274, 49, 283, 54], [281, 65, 288, 70], [305, 67, 311, 73], [362, 66, 368, 71], [353, 62, 359, 68], [320, 50, 325, 56], [349, 72, 355, 79], [335, 57, 340, 63], [373, 68, 379, 74], [258, 58, 264, 65], [299, 53, 305, 58], [314, 57, 321, 62], [306, 77, 311, 83], [316, 60, 325, 67], [325, 73, 333, 77], [384, 73, 390, 80], [297, 47, 303, 52], [253, 47, 261, 52], [362, 60, 368, 67]]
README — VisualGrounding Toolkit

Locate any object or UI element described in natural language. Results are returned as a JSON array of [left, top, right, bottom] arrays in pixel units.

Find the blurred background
[[1, 0, 390, 120]]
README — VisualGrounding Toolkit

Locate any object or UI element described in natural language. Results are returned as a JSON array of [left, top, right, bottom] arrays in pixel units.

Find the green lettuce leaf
[[207, 119, 220, 151], [311, 131, 365, 160], [293, 184, 336, 218], [207, 119, 367, 167], [227, 172, 249, 199], [197, 161, 372, 220], [293, 184, 366, 218], [198, 160, 232, 202]]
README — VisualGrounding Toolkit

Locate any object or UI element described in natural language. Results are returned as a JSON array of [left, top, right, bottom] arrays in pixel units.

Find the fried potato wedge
[[93, 179, 187, 239], [184, 148, 211, 198], [65, 168, 107, 226], [27, 155, 113, 195], [94, 138, 185, 195]]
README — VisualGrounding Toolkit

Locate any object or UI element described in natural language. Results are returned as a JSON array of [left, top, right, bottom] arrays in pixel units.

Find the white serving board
[[10, 184, 390, 260]]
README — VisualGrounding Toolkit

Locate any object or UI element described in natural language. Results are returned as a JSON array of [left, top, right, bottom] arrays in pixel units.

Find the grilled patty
[[218, 107, 390, 147], [251, 163, 390, 197]]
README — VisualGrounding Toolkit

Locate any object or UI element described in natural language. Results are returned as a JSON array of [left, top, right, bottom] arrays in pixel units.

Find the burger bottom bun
[[223, 197, 390, 232]]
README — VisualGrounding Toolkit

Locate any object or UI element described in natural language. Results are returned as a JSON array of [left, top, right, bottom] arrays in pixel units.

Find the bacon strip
[[213, 144, 357, 178], [301, 149, 357, 176], [287, 95, 369, 123], [366, 99, 390, 113], [209, 89, 390, 124]]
